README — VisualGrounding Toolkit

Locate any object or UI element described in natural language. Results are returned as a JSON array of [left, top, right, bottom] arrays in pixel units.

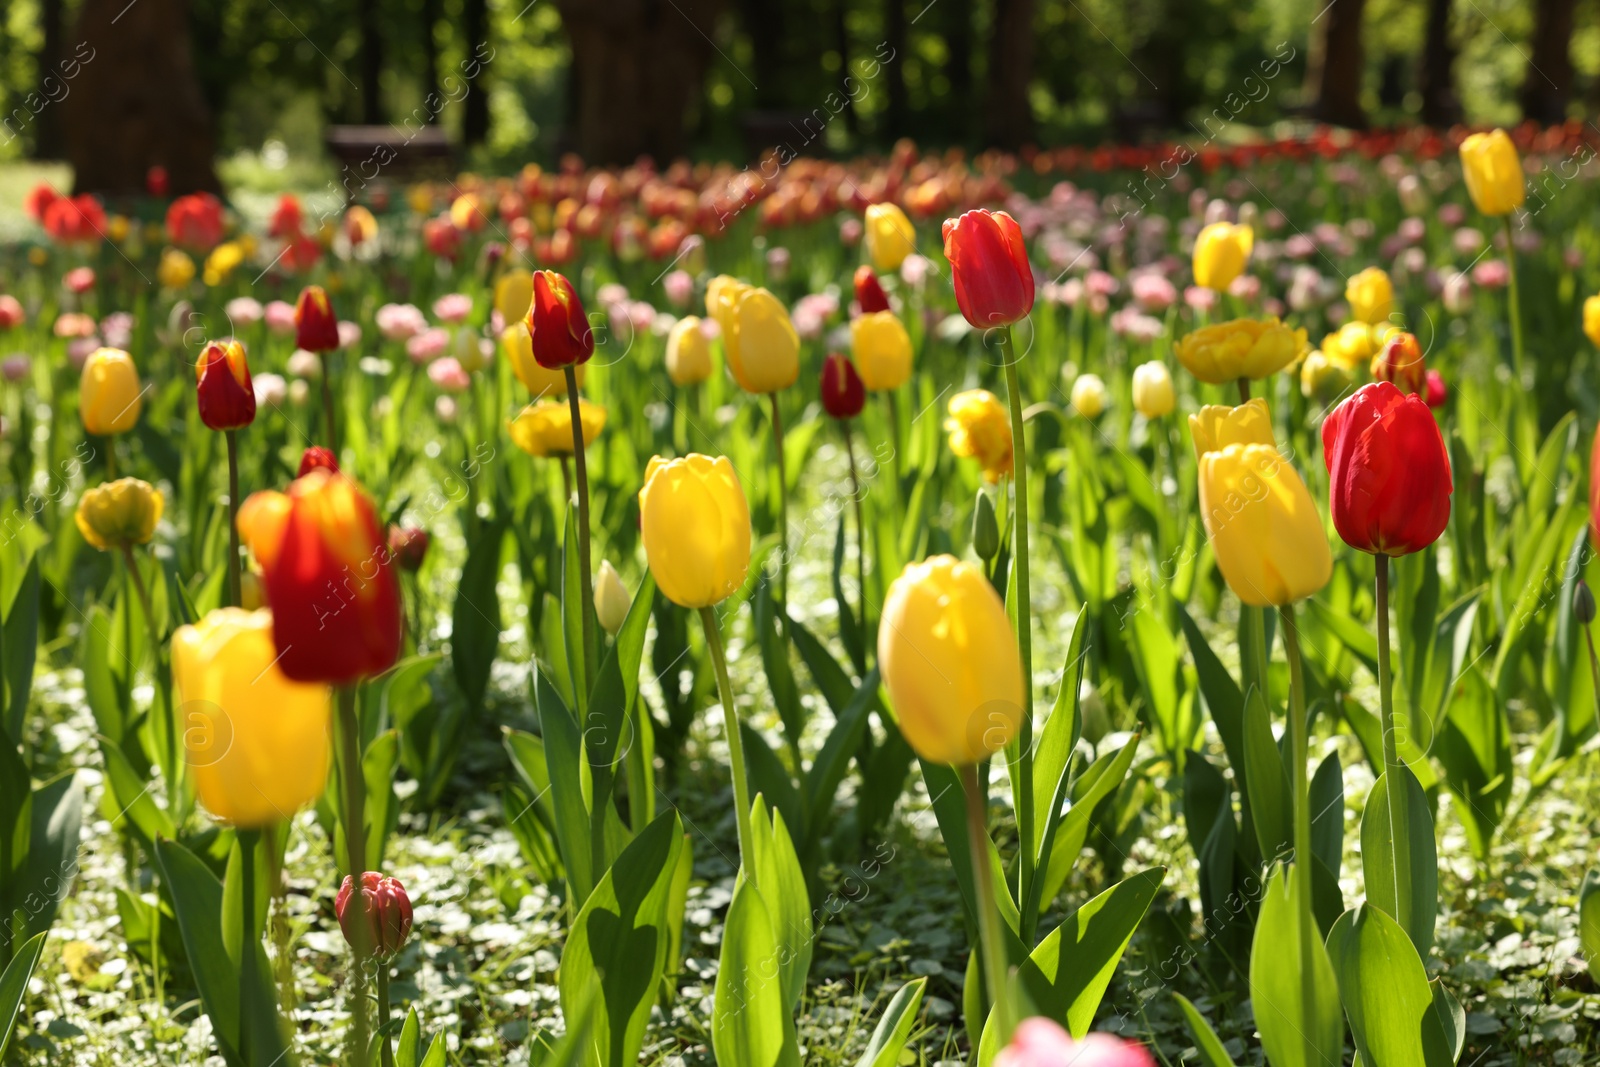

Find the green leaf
[[1, 557, 39, 741], [1360, 765, 1438, 959], [712, 876, 801, 1067], [852, 977, 927, 1067], [802, 668, 881, 834], [1248, 863, 1342, 1067], [1037, 733, 1142, 913], [1031, 607, 1088, 861], [976, 867, 1167, 1063], [1326, 904, 1456, 1067], [832, 515, 867, 676], [97, 736, 176, 846], [1127, 600, 1190, 757], [0, 931, 45, 1056], [755, 580, 805, 763], [362, 730, 402, 871], [452, 516, 507, 713], [557, 811, 682, 1067], [1434, 665, 1512, 860], [1172, 993, 1238, 1067], [154, 837, 242, 1064], [80, 605, 129, 746], [18, 771, 83, 939], [395, 1007, 423, 1067], [1579, 869, 1600, 984], [561, 509, 586, 714], [749, 797, 812, 1010], [1303, 598, 1384, 678], [1241, 686, 1292, 863], [530, 669, 593, 903]]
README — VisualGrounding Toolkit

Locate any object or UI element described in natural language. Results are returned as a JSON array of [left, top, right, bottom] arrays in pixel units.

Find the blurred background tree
[[0, 0, 1594, 190]]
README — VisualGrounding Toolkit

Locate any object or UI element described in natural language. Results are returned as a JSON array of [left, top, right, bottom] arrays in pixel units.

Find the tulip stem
[[1373, 556, 1414, 936], [1000, 329, 1034, 904], [885, 389, 903, 487], [769, 393, 788, 603], [238, 828, 259, 1058], [225, 429, 242, 608], [959, 763, 1015, 1046], [699, 606, 755, 881], [1278, 602, 1319, 1065], [1235, 377, 1250, 404], [104, 438, 117, 480], [377, 968, 395, 1067], [337, 685, 371, 1067], [563, 365, 596, 696], [1501, 215, 1527, 388], [842, 423, 867, 649]]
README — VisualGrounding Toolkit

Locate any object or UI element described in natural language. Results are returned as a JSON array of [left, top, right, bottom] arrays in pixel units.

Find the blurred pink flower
[[1441, 270, 1473, 312], [1437, 203, 1466, 227], [995, 1019, 1156, 1067], [0, 295, 23, 329], [287, 349, 322, 378], [377, 303, 427, 341], [264, 300, 297, 335], [1227, 274, 1260, 301], [1472, 259, 1509, 289], [64, 266, 96, 294], [663, 269, 694, 308], [67, 337, 101, 368], [434, 395, 457, 423], [901, 254, 932, 289], [2, 354, 30, 381], [428, 356, 471, 392], [253, 372, 288, 406], [1130, 273, 1176, 313], [433, 293, 473, 324], [1284, 234, 1316, 259], [338, 321, 362, 349], [766, 246, 791, 282], [1425, 368, 1448, 408], [407, 326, 451, 363], [1086, 270, 1120, 298], [839, 217, 863, 246], [226, 296, 264, 327], [1184, 285, 1219, 312], [1451, 228, 1484, 256], [54, 312, 96, 338], [100, 311, 134, 349], [1396, 217, 1426, 245]]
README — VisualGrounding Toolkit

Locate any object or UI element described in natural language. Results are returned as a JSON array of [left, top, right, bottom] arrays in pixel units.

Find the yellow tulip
[[495, 268, 535, 322], [1131, 361, 1175, 419], [1459, 129, 1525, 217], [877, 555, 1024, 765], [1299, 349, 1351, 402], [1198, 443, 1331, 607], [666, 316, 713, 386], [706, 274, 749, 338], [850, 310, 913, 391], [173, 608, 332, 827], [158, 248, 195, 289], [1175, 317, 1308, 385], [725, 287, 799, 395], [1070, 373, 1107, 418], [1344, 267, 1394, 325], [508, 398, 606, 457], [1583, 295, 1600, 348], [1320, 321, 1378, 371], [203, 242, 244, 287], [1189, 398, 1275, 457], [864, 202, 916, 273], [946, 389, 1013, 482], [638, 453, 751, 609], [1192, 222, 1253, 291], [75, 478, 163, 551], [80, 347, 144, 435], [502, 323, 581, 398]]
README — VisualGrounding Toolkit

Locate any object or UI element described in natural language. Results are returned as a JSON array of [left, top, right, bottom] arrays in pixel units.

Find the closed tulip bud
[[1175, 317, 1308, 384], [1199, 440, 1331, 607], [1192, 221, 1254, 291], [294, 285, 340, 352], [971, 491, 999, 561], [878, 555, 1023, 765], [174, 607, 332, 827], [508, 399, 606, 457], [594, 560, 631, 635], [1344, 267, 1394, 326], [1424, 368, 1447, 408], [849, 310, 912, 391], [706, 274, 748, 338], [240, 570, 264, 610], [297, 445, 339, 476], [236, 470, 403, 684], [336, 872, 413, 958], [854, 265, 890, 313], [1459, 129, 1525, 217], [526, 270, 594, 369], [494, 268, 535, 322], [1322, 381, 1452, 557], [501, 323, 581, 398], [946, 389, 1013, 483], [80, 347, 144, 435], [1299, 349, 1352, 402], [942, 209, 1034, 328], [1576, 580, 1597, 625], [1189, 397, 1275, 460], [1370, 330, 1426, 396], [1071, 373, 1108, 419], [864, 202, 916, 272], [725, 287, 800, 395], [195, 340, 256, 431], [820, 352, 866, 419], [1130, 361, 1175, 419], [75, 478, 163, 551], [1583, 294, 1600, 348], [638, 454, 751, 609], [387, 526, 430, 572], [665, 316, 713, 387]]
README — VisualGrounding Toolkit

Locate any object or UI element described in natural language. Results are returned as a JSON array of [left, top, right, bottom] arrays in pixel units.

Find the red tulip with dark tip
[[294, 285, 340, 353], [1322, 381, 1452, 557], [820, 353, 866, 420], [854, 265, 890, 314]]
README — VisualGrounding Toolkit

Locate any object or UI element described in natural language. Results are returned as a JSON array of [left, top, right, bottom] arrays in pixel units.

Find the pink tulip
[[427, 356, 471, 392], [1472, 259, 1509, 289], [995, 1019, 1156, 1067], [264, 300, 297, 335], [376, 303, 427, 341], [406, 327, 451, 364], [433, 293, 473, 324]]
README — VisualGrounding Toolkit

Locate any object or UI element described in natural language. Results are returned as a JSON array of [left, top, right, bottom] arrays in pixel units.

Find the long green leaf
[[1326, 904, 1455, 1067]]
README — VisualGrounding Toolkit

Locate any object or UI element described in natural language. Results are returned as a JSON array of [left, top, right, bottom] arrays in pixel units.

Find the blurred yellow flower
[[80, 347, 143, 435], [666, 316, 713, 386], [75, 478, 163, 550], [203, 241, 245, 286], [946, 389, 1013, 482], [502, 323, 582, 398], [1176, 317, 1308, 384], [158, 248, 195, 289], [1459, 129, 1525, 217], [724, 286, 799, 395], [508, 398, 605, 457], [1189, 397, 1274, 459], [1131, 361, 1175, 419], [1192, 221, 1253, 291], [1199, 444, 1331, 607], [850, 310, 913, 391], [495, 268, 534, 322], [1583, 294, 1600, 348], [864, 203, 916, 273], [1345, 267, 1394, 325], [1321, 321, 1378, 371]]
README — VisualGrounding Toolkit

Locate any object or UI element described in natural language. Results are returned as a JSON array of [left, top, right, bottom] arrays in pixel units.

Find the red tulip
[[336, 872, 413, 958], [166, 192, 225, 251], [268, 194, 305, 239], [195, 340, 256, 431], [146, 166, 169, 198], [236, 469, 402, 684], [941, 209, 1034, 329], [820, 352, 866, 419], [24, 183, 59, 222], [525, 270, 594, 369], [294, 285, 340, 352], [298, 446, 339, 476], [854, 265, 890, 314], [1322, 381, 1452, 557], [1424, 369, 1447, 409], [42, 194, 106, 244], [1370, 330, 1425, 396], [387, 526, 430, 572]]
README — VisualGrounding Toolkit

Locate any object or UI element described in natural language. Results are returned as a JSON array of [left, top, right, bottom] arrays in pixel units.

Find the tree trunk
[[358, 0, 385, 123], [985, 0, 1034, 148], [1417, 0, 1460, 126], [421, 0, 442, 114], [62, 0, 219, 195], [740, 0, 784, 109], [462, 0, 490, 146], [835, 0, 859, 136], [33, 0, 66, 159], [1520, 0, 1574, 124], [1304, 0, 1367, 128], [557, 0, 724, 165], [885, 0, 907, 137], [939, 0, 973, 140]]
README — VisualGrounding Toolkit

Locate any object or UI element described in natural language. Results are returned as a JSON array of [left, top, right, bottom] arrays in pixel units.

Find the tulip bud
[[298, 446, 339, 476], [1299, 350, 1350, 403], [1424, 368, 1447, 409], [80, 347, 144, 436], [75, 478, 164, 551], [1070, 373, 1107, 419], [294, 285, 340, 352], [1575, 581, 1596, 626], [946, 389, 1013, 483], [1459, 129, 1525, 217], [196, 340, 256, 431], [335, 872, 413, 958], [594, 561, 631, 636], [1130, 361, 1175, 419], [864, 202, 916, 273], [665, 316, 713, 387], [1323, 382, 1452, 557], [1371, 330, 1426, 396], [942, 209, 1034, 328], [849, 311, 913, 392], [854, 265, 891, 314], [1192, 221, 1253, 292], [639, 454, 751, 609], [387, 526, 430, 572], [525, 270, 594, 369], [971, 491, 999, 561], [820, 353, 866, 420]]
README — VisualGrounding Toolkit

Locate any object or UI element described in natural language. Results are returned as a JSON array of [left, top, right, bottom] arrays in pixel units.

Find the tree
[[1304, 0, 1367, 128], [1520, 0, 1574, 123], [33, 0, 66, 159], [1417, 0, 1460, 125], [62, 0, 219, 195], [462, 0, 490, 146], [556, 0, 725, 164], [985, 0, 1035, 148], [358, 0, 386, 123]]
